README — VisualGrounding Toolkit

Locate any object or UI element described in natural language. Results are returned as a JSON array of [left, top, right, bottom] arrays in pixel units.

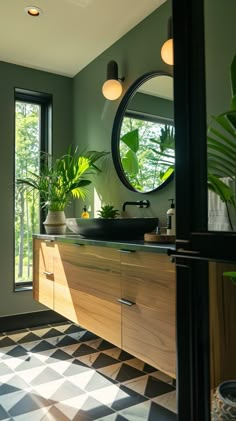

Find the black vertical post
[[172, 0, 210, 419]]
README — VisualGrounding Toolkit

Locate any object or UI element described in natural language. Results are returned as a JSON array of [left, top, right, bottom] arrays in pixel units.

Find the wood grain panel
[[121, 251, 175, 322], [54, 282, 80, 324], [54, 282, 121, 346], [122, 304, 176, 378], [54, 243, 121, 299], [53, 242, 121, 346], [75, 291, 121, 347], [209, 261, 236, 388], [121, 252, 175, 283], [33, 239, 54, 309]]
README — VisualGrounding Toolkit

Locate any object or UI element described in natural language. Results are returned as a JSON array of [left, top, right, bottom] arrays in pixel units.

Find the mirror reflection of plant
[[120, 117, 174, 191], [120, 128, 139, 177], [207, 54, 236, 229], [148, 125, 175, 181]]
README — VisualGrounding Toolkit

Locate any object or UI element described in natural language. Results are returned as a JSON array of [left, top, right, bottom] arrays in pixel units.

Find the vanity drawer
[[75, 290, 121, 347], [54, 281, 121, 347], [33, 239, 54, 309], [122, 303, 176, 377], [121, 251, 175, 320], [54, 281, 79, 323], [54, 243, 121, 299]]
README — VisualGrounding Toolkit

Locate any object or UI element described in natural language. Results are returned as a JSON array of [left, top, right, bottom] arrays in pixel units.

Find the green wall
[[73, 1, 174, 223], [205, 0, 236, 119], [0, 61, 73, 316], [72, 0, 236, 223], [128, 92, 174, 120]]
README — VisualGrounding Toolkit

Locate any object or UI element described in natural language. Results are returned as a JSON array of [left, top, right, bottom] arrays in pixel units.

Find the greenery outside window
[[14, 89, 52, 288], [120, 111, 175, 192]]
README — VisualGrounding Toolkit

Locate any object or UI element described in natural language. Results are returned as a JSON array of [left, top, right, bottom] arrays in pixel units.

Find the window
[[14, 90, 52, 287]]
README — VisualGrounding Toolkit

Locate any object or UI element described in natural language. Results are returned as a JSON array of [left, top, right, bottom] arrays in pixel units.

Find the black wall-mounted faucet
[[122, 200, 150, 212]]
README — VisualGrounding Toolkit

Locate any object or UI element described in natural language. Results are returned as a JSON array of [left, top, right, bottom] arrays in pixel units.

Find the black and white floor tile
[[0, 322, 177, 420]]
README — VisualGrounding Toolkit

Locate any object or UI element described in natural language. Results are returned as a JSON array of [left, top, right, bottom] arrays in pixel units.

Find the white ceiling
[[0, 0, 165, 77]]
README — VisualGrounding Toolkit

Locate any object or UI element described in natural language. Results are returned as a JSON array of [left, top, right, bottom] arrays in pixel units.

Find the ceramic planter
[[43, 210, 66, 235]]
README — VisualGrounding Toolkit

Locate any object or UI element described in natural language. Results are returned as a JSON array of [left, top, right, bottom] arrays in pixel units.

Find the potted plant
[[16, 146, 108, 234], [207, 54, 236, 229], [212, 271, 236, 418], [207, 55, 236, 417], [97, 204, 120, 219]]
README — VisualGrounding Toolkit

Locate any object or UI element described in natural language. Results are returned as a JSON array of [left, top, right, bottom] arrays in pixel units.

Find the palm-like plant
[[17, 147, 108, 211], [207, 54, 236, 229]]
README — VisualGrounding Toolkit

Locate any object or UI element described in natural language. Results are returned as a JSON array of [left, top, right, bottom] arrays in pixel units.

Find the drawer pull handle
[[118, 249, 136, 254], [44, 239, 54, 243], [117, 298, 136, 306], [42, 271, 54, 276], [73, 243, 85, 247]]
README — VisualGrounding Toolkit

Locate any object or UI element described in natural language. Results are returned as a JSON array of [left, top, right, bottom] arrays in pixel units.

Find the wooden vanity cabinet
[[53, 242, 122, 347], [120, 251, 176, 378], [33, 239, 54, 309], [33, 238, 176, 377], [33, 238, 236, 386]]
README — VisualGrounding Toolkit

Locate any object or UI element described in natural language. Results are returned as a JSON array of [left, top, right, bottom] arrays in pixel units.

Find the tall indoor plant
[[17, 146, 108, 234], [207, 54, 236, 229], [207, 54, 236, 417]]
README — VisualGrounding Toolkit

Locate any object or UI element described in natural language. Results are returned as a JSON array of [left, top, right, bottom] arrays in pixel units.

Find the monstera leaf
[[121, 150, 139, 176], [121, 129, 139, 152]]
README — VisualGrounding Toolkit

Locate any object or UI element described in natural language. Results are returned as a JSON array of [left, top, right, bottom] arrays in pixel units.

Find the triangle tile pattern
[[0, 322, 177, 420]]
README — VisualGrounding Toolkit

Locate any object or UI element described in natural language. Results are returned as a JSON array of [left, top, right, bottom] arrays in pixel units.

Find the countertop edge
[[33, 234, 176, 254]]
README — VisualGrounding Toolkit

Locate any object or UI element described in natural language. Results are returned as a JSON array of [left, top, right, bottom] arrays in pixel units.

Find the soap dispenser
[[166, 199, 176, 236], [81, 205, 90, 219]]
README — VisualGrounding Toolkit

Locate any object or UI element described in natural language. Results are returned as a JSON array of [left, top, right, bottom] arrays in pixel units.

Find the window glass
[[14, 92, 51, 286]]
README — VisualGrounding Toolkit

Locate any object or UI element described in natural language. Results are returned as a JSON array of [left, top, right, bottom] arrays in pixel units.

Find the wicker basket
[[212, 382, 236, 420]]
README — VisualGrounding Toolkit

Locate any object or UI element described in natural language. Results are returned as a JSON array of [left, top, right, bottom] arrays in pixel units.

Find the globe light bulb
[[161, 38, 174, 66], [102, 79, 123, 101]]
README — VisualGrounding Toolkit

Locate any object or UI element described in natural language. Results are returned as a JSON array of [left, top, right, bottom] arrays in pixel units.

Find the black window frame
[[14, 89, 52, 290]]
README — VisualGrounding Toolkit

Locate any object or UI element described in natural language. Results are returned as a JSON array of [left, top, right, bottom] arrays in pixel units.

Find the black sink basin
[[66, 217, 159, 240]]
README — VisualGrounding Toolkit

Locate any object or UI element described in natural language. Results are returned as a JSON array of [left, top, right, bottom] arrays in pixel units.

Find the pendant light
[[161, 17, 174, 66], [102, 61, 124, 101]]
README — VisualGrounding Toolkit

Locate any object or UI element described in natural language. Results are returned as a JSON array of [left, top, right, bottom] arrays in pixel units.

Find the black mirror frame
[[111, 70, 174, 194]]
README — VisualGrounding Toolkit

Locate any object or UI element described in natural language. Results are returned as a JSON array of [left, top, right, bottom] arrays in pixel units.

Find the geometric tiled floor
[[0, 321, 177, 420]]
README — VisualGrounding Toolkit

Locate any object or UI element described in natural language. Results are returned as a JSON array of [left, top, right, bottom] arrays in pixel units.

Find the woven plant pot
[[212, 381, 236, 420]]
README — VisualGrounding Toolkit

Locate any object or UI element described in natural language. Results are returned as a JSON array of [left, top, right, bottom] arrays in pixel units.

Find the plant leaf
[[207, 174, 236, 208], [231, 54, 236, 98], [121, 129, 139, 153], [121, 150, 139, 176], [160, 166, 174, 181]]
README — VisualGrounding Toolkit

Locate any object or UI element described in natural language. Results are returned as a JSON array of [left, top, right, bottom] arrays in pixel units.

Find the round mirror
[[112, 71, 174, 193]]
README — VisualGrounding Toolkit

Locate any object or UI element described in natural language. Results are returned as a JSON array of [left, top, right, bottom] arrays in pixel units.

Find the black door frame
[[172, 1, 210, 419], [172, 0, 236, 419]]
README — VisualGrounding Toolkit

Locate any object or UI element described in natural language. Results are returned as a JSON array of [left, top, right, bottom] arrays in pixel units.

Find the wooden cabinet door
[[120, 251, 176, 378], [33, 239, 54, 309], [53, 242, 121, 347], [209, 261, 236, 388]]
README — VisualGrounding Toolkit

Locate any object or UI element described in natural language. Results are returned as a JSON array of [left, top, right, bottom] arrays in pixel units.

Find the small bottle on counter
[[81, 205, 90, 219], [166, 199, 176, 235]]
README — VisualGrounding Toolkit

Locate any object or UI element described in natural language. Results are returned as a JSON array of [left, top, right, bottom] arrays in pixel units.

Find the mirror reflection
[[112, 72, 175, 193]]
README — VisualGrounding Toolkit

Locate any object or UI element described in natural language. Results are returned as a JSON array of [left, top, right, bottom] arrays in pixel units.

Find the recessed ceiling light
[[24, 6, 42, 17]]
